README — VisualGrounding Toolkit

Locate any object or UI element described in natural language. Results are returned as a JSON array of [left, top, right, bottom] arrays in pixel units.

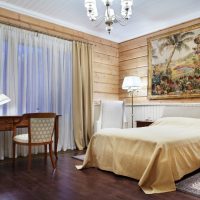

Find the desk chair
[[12, 113, 56, 170]]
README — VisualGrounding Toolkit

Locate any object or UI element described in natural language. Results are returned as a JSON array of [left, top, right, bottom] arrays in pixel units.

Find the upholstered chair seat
[[13, 134, 28, 143]]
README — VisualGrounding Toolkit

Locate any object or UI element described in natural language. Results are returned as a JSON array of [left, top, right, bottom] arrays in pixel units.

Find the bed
[[78, 108, 200, 194]]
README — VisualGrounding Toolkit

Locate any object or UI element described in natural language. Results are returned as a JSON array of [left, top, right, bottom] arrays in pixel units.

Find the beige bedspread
[[78, 117, 200, 194]]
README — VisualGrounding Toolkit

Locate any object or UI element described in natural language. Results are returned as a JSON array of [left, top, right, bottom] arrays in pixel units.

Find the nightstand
[[136, 120, 154, 127]]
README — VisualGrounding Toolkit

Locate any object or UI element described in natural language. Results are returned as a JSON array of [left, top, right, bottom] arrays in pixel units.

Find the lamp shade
[[0, 94, 11, 106], [122, 76, 141, 91]]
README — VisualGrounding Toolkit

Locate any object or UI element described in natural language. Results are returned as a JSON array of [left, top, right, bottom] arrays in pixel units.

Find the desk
[[0, 115, 60, 159]]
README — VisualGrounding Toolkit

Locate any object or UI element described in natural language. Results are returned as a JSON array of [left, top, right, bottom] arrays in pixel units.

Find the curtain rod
[[0, 21, 95, 46]]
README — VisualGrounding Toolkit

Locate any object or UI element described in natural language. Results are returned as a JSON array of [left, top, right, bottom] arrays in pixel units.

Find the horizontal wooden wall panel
[[119, 66, 148, 79], [93, 52, 118, 66], [119, 18, 200, 104], [145, 18, 200, 40], [120, 57, 147, 71], [94, 72, 119, 85], [120, 18, 200, 53], [93, 62, 119, 76], [93, 93, 119, 103], [119, 36, 148, 52], [94, 82, 118, 94], [119, 46, 147, 62], [92, 40, 119, 100], [94, 44, 118, 57]]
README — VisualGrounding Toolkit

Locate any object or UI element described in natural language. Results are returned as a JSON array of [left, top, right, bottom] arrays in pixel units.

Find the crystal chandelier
[[84, 0, 133, 34]]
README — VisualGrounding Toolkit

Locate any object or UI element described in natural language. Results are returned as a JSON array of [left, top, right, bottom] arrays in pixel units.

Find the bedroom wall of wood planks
[[0, 8, 119, 103], [119, 18, 200, 105], [0, 8, 200, 106]]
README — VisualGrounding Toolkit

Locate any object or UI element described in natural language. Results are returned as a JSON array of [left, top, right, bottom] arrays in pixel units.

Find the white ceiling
[[0, 0, 200, 43]]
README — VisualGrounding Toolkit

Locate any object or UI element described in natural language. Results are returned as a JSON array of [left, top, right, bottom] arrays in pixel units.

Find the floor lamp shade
[[0, 94, 11, 106], [122, 76, 141, 91], [122, 76, 141, 128]]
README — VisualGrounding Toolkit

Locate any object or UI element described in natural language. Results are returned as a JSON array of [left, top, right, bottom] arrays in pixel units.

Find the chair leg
[[44, 144, 47, 161], [28, 145, 32, 171], [49, 143, 56, 169], [12, 142, 16, 167]]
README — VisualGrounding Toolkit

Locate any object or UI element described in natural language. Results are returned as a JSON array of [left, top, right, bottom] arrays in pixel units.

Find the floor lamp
[[122, 76, 141, 128]]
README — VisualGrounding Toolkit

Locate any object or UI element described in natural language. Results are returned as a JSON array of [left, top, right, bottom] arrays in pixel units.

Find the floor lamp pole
[[131, 91, 134, 128]]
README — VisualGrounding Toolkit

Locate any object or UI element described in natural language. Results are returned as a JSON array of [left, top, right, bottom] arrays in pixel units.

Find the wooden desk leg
[[54, 116, 59, 160]]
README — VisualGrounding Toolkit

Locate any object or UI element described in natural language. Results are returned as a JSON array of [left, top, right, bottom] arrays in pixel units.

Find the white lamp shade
[[122, 76, 141, 91], [0, 94, 11, 105]]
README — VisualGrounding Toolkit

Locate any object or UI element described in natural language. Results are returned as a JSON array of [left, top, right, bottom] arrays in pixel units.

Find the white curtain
[[0, 24, 75, 160]]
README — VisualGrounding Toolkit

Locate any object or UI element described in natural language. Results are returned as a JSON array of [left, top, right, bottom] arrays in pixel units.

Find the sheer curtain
[[0, 24, 75, 160]]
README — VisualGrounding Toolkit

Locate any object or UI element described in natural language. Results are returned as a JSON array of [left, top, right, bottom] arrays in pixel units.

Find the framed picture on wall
[[147, 24, 200, 99]]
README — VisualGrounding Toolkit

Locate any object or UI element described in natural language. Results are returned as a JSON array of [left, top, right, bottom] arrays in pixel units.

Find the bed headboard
[[162, 106, 200, 118]]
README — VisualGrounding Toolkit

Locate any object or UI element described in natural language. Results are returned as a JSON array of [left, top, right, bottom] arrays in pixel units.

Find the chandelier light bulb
[[85, 0, 98, 21]]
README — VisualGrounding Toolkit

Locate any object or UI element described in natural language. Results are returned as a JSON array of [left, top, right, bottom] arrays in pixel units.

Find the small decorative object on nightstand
[[136, 120, 154, 128]]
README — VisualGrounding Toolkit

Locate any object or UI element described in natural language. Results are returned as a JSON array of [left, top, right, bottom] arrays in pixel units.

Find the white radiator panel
[[94, 103, 200, 128], [125, 103, 200, 128]]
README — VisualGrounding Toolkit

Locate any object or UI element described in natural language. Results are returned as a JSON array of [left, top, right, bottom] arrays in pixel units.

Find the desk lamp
[[0, 94, 11, 105]]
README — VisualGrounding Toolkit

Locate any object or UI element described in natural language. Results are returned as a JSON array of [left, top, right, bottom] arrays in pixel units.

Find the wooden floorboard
[[0, 151, 198, 200]]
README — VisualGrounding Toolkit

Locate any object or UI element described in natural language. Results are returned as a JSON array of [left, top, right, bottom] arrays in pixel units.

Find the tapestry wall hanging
[[148, 24, 200, 99]]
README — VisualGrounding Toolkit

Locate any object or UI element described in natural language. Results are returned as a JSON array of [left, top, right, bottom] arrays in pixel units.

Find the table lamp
[[122, 76, 141, 128], [0, 94, 11, 105]]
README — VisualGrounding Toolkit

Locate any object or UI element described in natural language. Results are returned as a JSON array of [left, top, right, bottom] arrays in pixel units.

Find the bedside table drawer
[[136, 121, 153, 127]]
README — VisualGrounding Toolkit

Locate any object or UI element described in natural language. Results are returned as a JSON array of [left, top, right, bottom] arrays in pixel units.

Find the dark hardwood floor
[[0, 151, 198, 200]]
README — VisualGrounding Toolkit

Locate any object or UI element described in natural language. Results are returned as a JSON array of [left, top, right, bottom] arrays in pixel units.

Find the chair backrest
[[99, 100, 125, 129], [22, 113, 56, 143]]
